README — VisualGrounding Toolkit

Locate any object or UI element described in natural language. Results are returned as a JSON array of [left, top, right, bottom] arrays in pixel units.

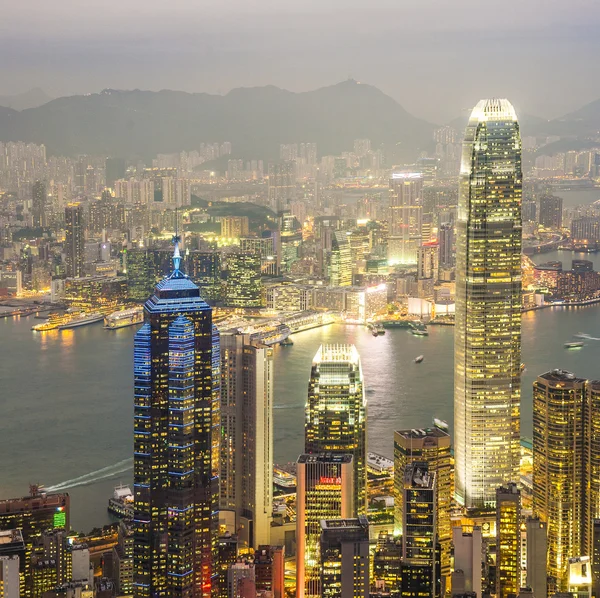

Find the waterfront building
[[0, 490, 70, 598], [526, 517, 547, 598], [220, 217, 249, 240], [63, 276, 127, 311], [319, 517, 370, 598], [330, 231, 352, 287], [65, 203, 84, 278], [393, 425, 452, 582], [219, 333, 274, 548], [224, 252, 263, 307], [296, 454, 354, 598], [254, 546, 284, 598], [133, 239, 220, 598], [400, 462, 440, 598], [539, 195, 563, 229], [125, 248, 156, 302], [454, 98, 523, 508], [388, 172, 423, 265], [496, 483, 521, 598], [305, 344, 366, 513], [32, 180, 46, 228]]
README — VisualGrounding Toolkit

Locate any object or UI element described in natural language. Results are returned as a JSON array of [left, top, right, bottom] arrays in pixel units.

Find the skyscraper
[[330, 232, 352, 287], [393, 425, 452, 583], [437, 223, 454, 270], [388, 172, 423, 264], [133, 239, 220, 598], [305, 344, 366, 513], [539, 195, 563, 229], [296, 454, 354, 598], [219, 333, 274, 549], [454, 99, 523, 508], [32, 181, 46, 228], [526, 517, 547, 598], [65, 203, 84, 278], [224, 252, 263, 307], [496, 483, 521, 598], [268, 162, 295, 211]]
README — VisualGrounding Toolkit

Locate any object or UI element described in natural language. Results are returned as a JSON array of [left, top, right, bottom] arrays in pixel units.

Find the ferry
[[564, 341, 585, 349], [411, 328, 429, 337], [273, 468, 296, 489], [104, 306, 144, 329], [280, 337, 294, 347], [414, 355, 424, 363], [58, 312, 104, 329], [32, 313, 65, 331], [107, 484, 134, 519], [249, 322, 291, 346]]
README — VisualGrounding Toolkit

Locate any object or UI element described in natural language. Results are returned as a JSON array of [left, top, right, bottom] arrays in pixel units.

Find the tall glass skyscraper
[[133, 239, 220, 598], [454, 99, 523, 508], [305, 344, 366, 513]]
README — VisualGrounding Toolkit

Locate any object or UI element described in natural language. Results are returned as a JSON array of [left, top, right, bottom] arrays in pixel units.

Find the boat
[[273, 468, 296, 489], [564, 341, 584, 349], [414, 355, 424, 363], [58, 312, 104, 329], [573, 333, 596, 340], [280, 337, 294, 347], [104, 306, 144, 329], [411, 328, 429, 337], [32, 313, 66, 331], [107, 484, 134, 519], [376, 325, 386, 336]]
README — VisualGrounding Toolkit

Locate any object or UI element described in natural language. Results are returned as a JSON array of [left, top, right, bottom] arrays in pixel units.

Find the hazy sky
[[2, 0, 600, 122]]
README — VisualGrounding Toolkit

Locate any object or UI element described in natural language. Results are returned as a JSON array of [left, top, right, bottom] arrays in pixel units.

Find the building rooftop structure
[[297, 453, 353, 465], [537, 369, 588, 385]]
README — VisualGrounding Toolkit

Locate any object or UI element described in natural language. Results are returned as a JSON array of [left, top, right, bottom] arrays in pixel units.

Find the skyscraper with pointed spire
[[454, 99, 522, 508], [133, 236, 220, 598]]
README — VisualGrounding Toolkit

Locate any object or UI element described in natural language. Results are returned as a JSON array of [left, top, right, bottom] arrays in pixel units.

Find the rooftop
[[0, 529, 24, 545], [537, 369, 587, 385], [469, 98, 518, 123], [320, 515, 369, 531], [297, 453, 353, 465], [395, 426, 450, 440], [313, 343, 360, 365]]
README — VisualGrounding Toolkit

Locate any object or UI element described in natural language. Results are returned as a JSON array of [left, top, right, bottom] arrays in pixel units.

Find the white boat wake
[[45, 458, 133, 492]]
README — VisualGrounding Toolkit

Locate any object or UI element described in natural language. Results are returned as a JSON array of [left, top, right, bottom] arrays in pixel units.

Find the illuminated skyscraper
[[296, 454, 354, 598], [65, 203, 84, 278], [224, 252, 263, 307], [454, 99, 523, 508], [219, 333, 274, 549], [305, 344, 366, 513], [388, 172, 423, 264], [133, 239, 220, 598], [329, 232, 352, 287], [496, 483, 521, 598]]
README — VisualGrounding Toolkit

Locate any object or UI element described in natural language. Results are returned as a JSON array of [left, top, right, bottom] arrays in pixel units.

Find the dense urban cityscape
[[4, 12, 600, 598]]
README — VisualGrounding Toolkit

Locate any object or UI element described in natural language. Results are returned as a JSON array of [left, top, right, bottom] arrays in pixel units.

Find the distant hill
[[544, 99, 600, 137], [0, 88, 53, 110], [0, 80, 435, 160]]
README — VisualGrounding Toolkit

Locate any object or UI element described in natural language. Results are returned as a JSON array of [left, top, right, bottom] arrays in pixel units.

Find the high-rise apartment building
[[296, 454, 354, 598], [305, 344, 366, 513], [219, 333, 273, 549], [133, 241, 220, 598], [254, 546, 284, 598], [496, 483, 521, 598], [400, 462, 440, 598], [454, 99, 523, 508], [65, 203, 84, 278], [32, 181, 46, 228], [319, 517, 370, 598], [539, 195, 563, 229], [532, 370, 600, 589], [220, 217, 250, 240], [393, 425, 452, 582], [437, 223, 454, 270], [330, 232, 352, 287], [388, 172, 423, 264], [268, 162, 295, 211]]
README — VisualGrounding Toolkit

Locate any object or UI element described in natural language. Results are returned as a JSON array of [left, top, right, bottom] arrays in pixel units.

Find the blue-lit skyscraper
[[133, 239, 220, 598]]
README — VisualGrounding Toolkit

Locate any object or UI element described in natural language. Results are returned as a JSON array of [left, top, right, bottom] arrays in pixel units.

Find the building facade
[[496, 483, 521, 598], [388, 172, 423, 265], [65, 203, 84, 278]]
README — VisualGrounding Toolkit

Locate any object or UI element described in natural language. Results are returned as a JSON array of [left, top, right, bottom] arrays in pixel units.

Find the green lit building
[[125, 249, 156, 302], [454, 99, 523, 508], [224, 252, 263, 307], [305, 344, 366, 514], [187, 251, 222, 303], [330, 232, 352, 287]]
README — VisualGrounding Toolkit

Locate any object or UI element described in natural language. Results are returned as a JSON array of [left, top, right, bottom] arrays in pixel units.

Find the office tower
[[133, 240, 220, 598], [526, 517, 547, 598], [418, 241, 439, 281], [227, 559, 255, 598], [254, 546, 284, 598], [224, 252, 263, 307], [305, 344, 366, 513], [330, 231, 352, 287], [0, 491, 69, 598], [216, 534, 238, 598], [219, 333, 274, 548], [393, 426, 452, 582], [64, 203, 84, 278], [539, 195, 563, 229], [240, 236, 278, 276], [220, 217, 249, 240], [0, 556, 20, 598], [532, 371, 600, 589], [30, 529, 73, 597], [372, 533, 402, 594], [496, 483, 521, 598], [388, 172, 423, 264], [187, 251, 223, 303], [437, 223, 454, 270], [454, 99, 523, 508], [125, 248, 156, 301], [268, 162, 295, 211], [32, 181, 46, 228], [105, 157, 126, 188], [296, 454, 354, 598], [400, 462, 440, 598], [319, 517, 370, 598], [452, 526, 483, 598], [112, 522, 133, 596]]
